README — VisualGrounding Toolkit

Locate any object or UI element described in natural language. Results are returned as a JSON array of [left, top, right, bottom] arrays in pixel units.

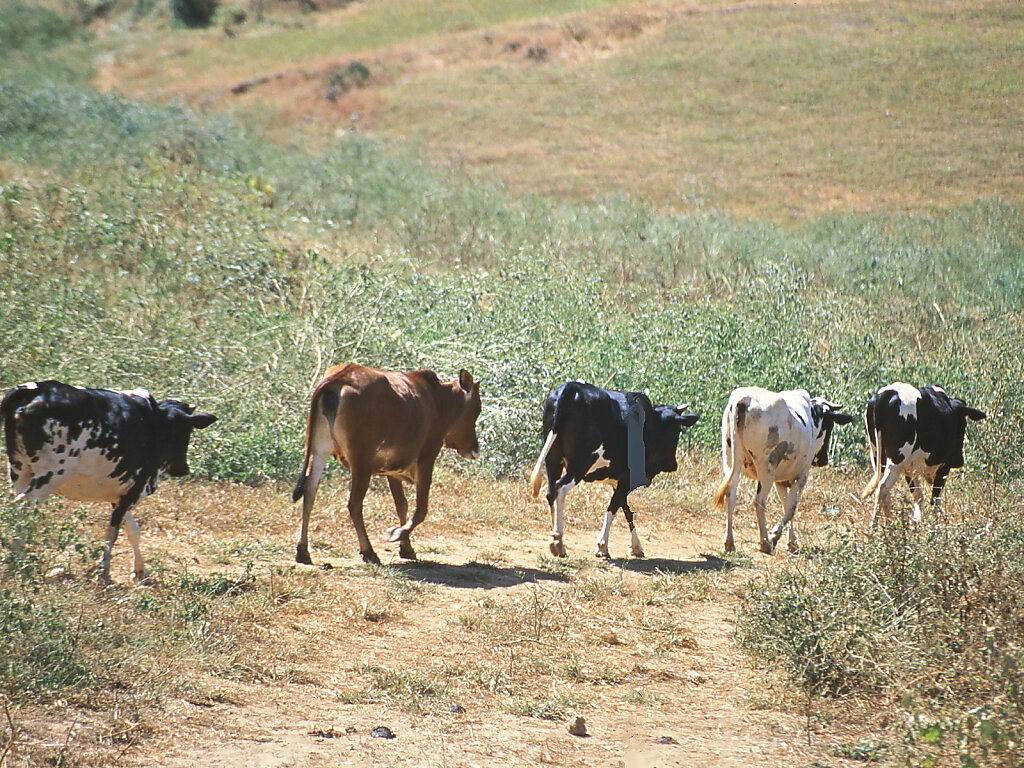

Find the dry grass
[[2, 450, 910, 767], [90, 0, 1024, 219]]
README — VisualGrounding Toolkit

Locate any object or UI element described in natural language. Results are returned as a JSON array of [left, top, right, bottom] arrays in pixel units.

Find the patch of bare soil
[[4, 462, 880, 767]]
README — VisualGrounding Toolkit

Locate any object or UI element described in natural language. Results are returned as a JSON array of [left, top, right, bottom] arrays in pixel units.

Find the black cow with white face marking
[[2, 380, 215, 584], [528, 381, 699, 559], [862, 382, 985, 529]]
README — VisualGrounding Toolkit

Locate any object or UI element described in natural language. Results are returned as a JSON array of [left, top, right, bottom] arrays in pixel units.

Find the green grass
[[738, 514, 1024, 766], [2, 81, 1021, 479]]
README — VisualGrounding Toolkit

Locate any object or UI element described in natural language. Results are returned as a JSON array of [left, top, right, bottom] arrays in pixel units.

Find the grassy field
[[87, 0, 1024, 219], [1, 0, 1023, 765]]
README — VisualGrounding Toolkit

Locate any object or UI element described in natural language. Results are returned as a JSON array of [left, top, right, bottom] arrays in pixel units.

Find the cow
[[528, 381, 699, 559], [292, 364, 481, 566], [1, 380, 216, 585], [862, 382, 985, 529], [713, 387, 854, 554]]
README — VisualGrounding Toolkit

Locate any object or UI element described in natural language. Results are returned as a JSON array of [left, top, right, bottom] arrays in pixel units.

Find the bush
[[738, 514, 1024, 767], [171, 0, 218, 28]]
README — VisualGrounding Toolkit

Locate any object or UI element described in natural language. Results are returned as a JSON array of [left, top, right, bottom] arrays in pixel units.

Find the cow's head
[[809, 398, 854, 467], [157, 399, 217, 476], [648, 405, 700, 475], [444, 370, 482, 460]]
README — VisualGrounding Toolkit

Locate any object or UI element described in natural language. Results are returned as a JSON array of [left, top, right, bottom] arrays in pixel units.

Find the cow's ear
[[830, 411, 855, 425], [673, 408, 700, 427], [964, 407, 986, 421], [458, 369, 475, 394], [190, 413, 217, 429]]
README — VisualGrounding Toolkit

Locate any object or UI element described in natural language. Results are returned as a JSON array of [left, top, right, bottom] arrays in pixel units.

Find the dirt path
[[10, 473, 875, 767]]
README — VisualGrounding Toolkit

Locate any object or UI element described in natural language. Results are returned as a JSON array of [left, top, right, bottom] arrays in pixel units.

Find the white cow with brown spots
[[713, 387, 854, 554]]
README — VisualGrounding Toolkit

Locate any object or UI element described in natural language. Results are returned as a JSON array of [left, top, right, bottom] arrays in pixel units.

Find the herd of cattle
[[0, 367, 986, 584]]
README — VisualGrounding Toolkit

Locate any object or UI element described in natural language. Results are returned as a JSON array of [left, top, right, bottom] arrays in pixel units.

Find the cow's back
[[2, 381, 162, 503], [730, 387, 818, 482], [317, 365, 439, 472]]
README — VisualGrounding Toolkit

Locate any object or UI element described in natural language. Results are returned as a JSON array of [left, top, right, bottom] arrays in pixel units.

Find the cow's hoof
[[760, 541, 775, 555], [723, 539, 735, 553], [399, 542, 417, 560], [630, 549, 645, 559], [594, 545, 610, 559], [132, 570, 150, 585], [361, 550, 381, 566], [549, 541, 567, 558], [96, 573, 113, 588], [296, 545, 313, 565]]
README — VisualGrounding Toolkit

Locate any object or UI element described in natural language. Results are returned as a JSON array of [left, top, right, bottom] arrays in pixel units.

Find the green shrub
[[738, 515, 1024, 767], [171, 0, 218, 28]]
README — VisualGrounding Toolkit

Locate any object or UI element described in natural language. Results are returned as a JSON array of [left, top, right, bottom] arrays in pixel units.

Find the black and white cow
[[862, 382, 985, 528], [1, 380, 215, 584], [713, 387, 854, 554], [528, 381, 699, 559]]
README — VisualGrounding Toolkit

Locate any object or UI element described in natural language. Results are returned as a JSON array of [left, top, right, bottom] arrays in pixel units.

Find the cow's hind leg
[[386, 477, 416, 560], [769, 474, 807, 553], [347, 466, 379, 565], [546, 475, 576, 558], [720, 473, 741, 553], [387, 460, 434, 561], [296, 454, 327, 565], [752, 475, 775, 554], [594, 505, 615, 559], [906, 475, 926, 523], [870, 464, 900, 532]]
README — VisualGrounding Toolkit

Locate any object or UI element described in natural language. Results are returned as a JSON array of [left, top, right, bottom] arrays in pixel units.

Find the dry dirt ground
[[5, 458, 886, 768]]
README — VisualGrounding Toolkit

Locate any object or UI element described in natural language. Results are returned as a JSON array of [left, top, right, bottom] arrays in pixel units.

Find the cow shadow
[[388, 559, 570, 589], [383, 552, 739, 588], [605, 553, 740, 575]]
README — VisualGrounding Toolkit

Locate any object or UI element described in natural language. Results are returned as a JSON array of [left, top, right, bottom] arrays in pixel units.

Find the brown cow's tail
[[292, 385, 324, 503], [861, 397, 883, 500], [529, 430, 557, 498], [293, 378, 343, 503], [292, 422, 314, 503], [713, 399, 746, 509]]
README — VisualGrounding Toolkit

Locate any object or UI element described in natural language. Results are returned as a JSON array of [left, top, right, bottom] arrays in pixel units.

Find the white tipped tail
[[713, 402, 743, 509], [862, 417, 883, 500], [529, 431, 557, 498]]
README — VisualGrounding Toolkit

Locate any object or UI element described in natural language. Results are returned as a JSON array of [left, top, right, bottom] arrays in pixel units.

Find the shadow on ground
[[389, 559, 570, 588], [609, 553, 740, 575]]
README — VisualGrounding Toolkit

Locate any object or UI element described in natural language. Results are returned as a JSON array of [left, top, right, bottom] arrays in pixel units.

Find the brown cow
[[291, 364, 482, 565]]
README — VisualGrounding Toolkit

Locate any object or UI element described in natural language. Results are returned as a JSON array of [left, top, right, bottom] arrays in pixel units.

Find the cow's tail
[[713, 398, 746, 509], [529, 430, 557, 498], [291, 410, 315, 503], [530, 383, 580, 497], [861, 396, 883, 500], [292, 379, 337, 503]]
